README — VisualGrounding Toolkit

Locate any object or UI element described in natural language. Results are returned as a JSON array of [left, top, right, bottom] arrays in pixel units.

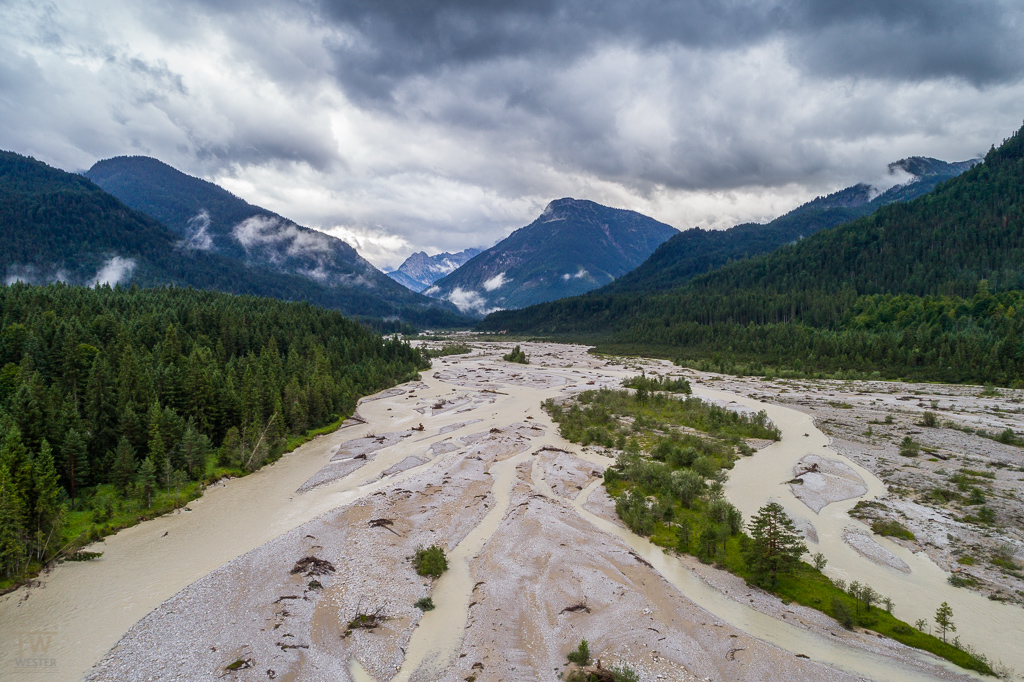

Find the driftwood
[[369, 518, 401, 536], [794, 462, 820, 478], [290, 557, 336, 576], [560, 602, 591, 614], [573, 661, 614, 681], [629, 551, 653, 568], [413, 423, 425, 431], [344, 601, 388, 636]]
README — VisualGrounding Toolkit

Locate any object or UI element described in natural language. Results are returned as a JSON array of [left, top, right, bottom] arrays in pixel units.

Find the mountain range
[[387, 248, 482, 292], [480, 123, 1024, 385], [0, 152, 466, 326], [478, 155, 976, 332], [602, 156, 975, 295], [425, 198, 679, 315]]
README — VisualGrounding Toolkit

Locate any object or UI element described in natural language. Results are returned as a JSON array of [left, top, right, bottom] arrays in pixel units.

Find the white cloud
[[446, 287, 501, 316], [482, 271, 508, 291], [181, 209, 214, 250], [232, 215, 332, 262], [89, 256, 136, 286], [562, 267, 588, 281]]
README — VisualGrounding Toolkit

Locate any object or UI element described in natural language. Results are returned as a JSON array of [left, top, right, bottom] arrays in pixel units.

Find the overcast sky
[[2, 1, 1023, 269]]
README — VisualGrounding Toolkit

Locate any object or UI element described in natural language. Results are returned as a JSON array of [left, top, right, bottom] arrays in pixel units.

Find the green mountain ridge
[[426, 198, 678, 315], [587, 157, 975, 296], [481, 124, 1024, 385], [0, 151, 465, 327], [84, 155, 465, 325]]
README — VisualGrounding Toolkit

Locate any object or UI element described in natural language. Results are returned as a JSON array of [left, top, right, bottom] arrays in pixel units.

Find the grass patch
[[426, 342, 472, 358], [948, 574, 979, 588], [283, 414, 350, 453], [871, 519, 916, 541]]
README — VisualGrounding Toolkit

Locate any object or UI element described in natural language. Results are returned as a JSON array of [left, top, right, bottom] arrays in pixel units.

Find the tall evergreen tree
[[0, 464, 26, 577], [744, 501, 807, 588], [60, 428, 89, 498], [146, 401, 166, 466], [31, 440, 65, 561], [111, 437, 136, 496], [135, 458, 157, 508]]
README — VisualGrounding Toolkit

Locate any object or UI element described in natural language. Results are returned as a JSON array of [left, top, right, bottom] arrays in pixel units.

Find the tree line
[[0, 282, 428, 580]]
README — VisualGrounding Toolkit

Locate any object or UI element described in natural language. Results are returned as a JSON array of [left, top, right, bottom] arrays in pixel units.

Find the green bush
[[623, 373, 692, 395], [899, 436, 920, 457], [412, 545, 448, 577], [414, 596, 435, 611], [948, 574, 978, 588], [870, 519, 915, 541], [502, 345, 529, 364], [566, 639, 591, 666], [832, 597, 854, 629]]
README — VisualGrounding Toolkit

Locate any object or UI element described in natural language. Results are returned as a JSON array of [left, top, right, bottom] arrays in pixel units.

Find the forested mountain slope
[[426, 198, 677, 314], [605, 157, 974, 295], [0, 152, 465, 326], [0, 283, 428, 579], [482, 124, 1024, 385], [85, 155, 464, 324]]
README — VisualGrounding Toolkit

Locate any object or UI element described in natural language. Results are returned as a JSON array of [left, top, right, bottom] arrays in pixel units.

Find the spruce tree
[[111, 437, 136, 495], [744, 501, 807, 588], [147, 401, 165, 466], [135, 458, 157, 508], [60, 428, 89, 498], [0, 464, 26, 577], [31, 440, 65, 561]]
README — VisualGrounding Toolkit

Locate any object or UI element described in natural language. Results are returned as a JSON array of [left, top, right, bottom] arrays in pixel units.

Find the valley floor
[[1, 343, 1020, 681]]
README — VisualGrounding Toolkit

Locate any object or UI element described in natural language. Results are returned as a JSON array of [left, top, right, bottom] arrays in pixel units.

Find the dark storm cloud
[[2, 0, 1022, 266], [788, 0, 1024, 84], [301, 0, 1024, 104]]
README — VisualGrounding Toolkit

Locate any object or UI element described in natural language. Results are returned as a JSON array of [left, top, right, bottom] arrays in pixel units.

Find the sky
[[2, 1, 1023, 270]]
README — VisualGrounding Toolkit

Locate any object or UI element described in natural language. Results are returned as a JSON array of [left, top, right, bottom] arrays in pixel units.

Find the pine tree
[[31, 440, 65, 561], [744, 501, 807, 588], [85, 354, 117, 459], [147, 401, 165, 466], [0, 423, 31, 512], [0, 464, 26, 577], [60, 428, 89, 498], [180, 420, 208, 480], [135, 458, 157, 508], [676, 518, 692, 553], [219, 426, 241, 468], [935, 602, 956, 643], [111, 437, 136, 495]]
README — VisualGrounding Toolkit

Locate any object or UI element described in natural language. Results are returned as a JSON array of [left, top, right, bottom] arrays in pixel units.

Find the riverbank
[[2, 342, 1019, 680]]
